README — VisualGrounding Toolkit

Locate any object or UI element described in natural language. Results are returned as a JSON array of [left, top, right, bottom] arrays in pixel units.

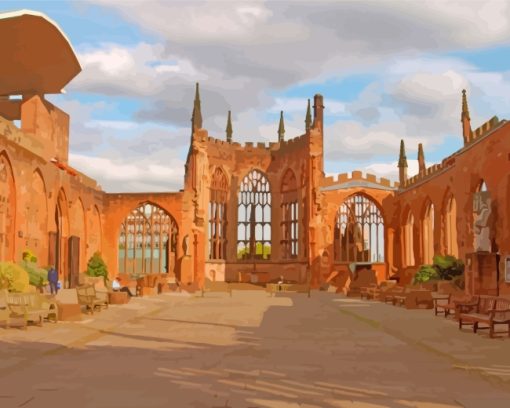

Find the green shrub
[[413, 255, 465, 284], [432, 255, 464, 280], [20, 260, 48, 289], [22, 249, 37, 263], [413, 264, 440, 284], [86, 252, 109, 284], [0, 262, 30, 292]]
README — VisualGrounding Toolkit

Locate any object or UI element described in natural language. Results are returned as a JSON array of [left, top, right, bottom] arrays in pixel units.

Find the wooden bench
[[383, 286, 407, 304], [360, 284, 377, 300], [5, 292, 48, 329], [458, 296, 510, 338], [433, 294, 476, 318], [394, 289, 433, 309], [76, 285, 109, 314]]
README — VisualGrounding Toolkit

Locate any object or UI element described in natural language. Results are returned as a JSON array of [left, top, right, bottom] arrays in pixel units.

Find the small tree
[[86, 252, 109, 285], [413, 264, 440, 284]]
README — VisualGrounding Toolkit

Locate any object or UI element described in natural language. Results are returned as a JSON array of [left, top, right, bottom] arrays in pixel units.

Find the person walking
[[47, 266, 59, 295]]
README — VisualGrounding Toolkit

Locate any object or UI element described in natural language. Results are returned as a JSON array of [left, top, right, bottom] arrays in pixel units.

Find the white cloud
[[69, 153, 184, 192]]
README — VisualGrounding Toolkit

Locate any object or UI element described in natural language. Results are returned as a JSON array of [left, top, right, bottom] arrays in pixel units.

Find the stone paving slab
[[332, 297, 510, 384], [1, 291, 510, 407]]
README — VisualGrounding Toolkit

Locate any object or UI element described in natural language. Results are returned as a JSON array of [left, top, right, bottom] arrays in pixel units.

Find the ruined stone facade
[[1, 10, 510, 296]]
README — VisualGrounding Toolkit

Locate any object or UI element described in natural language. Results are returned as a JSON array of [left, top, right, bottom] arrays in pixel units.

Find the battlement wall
[[203, 132, 308, 153], [321, 170, 400, 189]]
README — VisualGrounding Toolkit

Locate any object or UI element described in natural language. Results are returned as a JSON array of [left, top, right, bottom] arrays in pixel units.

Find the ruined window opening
[[118, 203, 177, 275], [422, 202, 434, 264], [444, 196, 458, 257], [209, 168, 228, 260], [334, 195, 384, 263], [281, 169, 299, 259], [237, 170, 271, 260], [404, 211, 415, 266]]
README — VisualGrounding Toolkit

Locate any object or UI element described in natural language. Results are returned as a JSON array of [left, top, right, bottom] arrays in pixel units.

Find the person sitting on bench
[[112, 277, 133, 297]]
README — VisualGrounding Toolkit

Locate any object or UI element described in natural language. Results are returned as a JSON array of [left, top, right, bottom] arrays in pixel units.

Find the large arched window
[[422, 202, 434, 264], [281, 169, 298, 259], [118, 203, 178, 275], [334, 195, 384, 263], [0, 153, 15, 261], [444, 195, 458, 257], [209, 168, 228, 260], [237, 170, 271, 260], [404, 210, 415, 266]]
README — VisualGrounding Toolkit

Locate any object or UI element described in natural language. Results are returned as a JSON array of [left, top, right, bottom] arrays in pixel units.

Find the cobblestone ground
[[1, 291, 510, 408]]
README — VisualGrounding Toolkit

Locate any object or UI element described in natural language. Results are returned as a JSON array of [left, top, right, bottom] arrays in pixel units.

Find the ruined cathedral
[[1, 10, 510, 297]]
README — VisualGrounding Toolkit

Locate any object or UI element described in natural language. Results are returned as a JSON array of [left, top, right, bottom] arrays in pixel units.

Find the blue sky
[[3, 1, 510, 192]]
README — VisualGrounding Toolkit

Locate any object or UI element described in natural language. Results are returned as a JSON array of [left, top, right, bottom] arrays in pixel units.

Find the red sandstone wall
[[0, 116, 103, 284], [392, 122, 510, 296]]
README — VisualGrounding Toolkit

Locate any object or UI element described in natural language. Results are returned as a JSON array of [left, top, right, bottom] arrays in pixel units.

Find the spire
[[398, 139, 408, 168], [226, 110, 233, 143], [461, 89, 470, 121], [312, 94, 324, 133], [398, 139, 408, 188], [191, 82, 202, 131], [278, 110, 285, 142], [418, 143, 425, 174], [461, 89, 472, 145], [305, 98, 312, 131]]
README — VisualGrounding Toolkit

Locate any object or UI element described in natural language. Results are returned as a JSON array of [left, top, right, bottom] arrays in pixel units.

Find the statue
[[183, 235, 190, 256], [473, 192, 491, 252]]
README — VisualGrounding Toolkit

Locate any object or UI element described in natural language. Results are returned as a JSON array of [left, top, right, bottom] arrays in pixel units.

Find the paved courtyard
[[1, 291, 510, 408]]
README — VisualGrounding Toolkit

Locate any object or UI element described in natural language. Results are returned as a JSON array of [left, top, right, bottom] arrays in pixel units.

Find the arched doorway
[[50, 189, 69, 285], [334, 194, 385, 263], [118, 203, 178, 275]]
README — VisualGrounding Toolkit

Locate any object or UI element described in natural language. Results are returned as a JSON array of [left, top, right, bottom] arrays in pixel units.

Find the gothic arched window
[[404, 210, 415, 266], [209, 168, 228, 259], [444, 196, 458, 257], [237, 170, 271, 260], [334, 195, 384, 262], [281, 169, 298, 259], [422, 202, 434, 264], [118, 203, 178, 275]]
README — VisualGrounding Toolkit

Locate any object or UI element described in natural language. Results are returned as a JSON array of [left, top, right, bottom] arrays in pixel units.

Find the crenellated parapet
[[470, 116, 503, 142], [203, 133, 308, 153], [321, 170, 400, 191], [401, 155, 456, 189]]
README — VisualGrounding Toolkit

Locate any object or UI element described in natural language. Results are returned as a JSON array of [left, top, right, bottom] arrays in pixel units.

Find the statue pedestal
[[465, 252, 498, 296], [179, 255, 194, 285]]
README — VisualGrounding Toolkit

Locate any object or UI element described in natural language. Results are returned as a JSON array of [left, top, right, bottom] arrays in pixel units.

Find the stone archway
[[118, 202, 178, 276]]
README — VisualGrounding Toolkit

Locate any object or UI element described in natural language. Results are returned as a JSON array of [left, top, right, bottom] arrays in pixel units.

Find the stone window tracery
[[334, 195, 384, 263], [209, 168, 228, 260], [281, 169, 298, 259], [118, 203, 177, 275], [237, 170, 271, 260]]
